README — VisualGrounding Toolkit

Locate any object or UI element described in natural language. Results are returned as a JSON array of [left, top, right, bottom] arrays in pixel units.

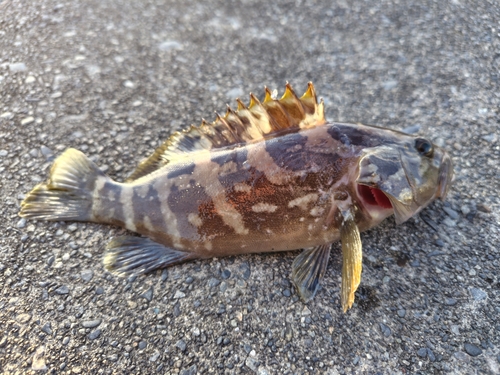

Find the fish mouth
[[357, 184, 393, 209]]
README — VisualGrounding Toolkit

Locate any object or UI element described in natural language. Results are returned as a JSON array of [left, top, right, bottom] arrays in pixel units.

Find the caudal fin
[[19, 148, 107, 221]]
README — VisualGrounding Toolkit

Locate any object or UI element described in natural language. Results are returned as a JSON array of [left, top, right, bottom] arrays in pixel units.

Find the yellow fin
[[126, 83, 326, 181]]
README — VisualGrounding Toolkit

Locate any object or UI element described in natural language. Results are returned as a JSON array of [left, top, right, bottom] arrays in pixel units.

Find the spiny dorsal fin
[[126, 82, 325, 182]]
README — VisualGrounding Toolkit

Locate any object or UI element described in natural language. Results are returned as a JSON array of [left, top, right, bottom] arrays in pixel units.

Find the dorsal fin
[[126, 82, 325, 181]]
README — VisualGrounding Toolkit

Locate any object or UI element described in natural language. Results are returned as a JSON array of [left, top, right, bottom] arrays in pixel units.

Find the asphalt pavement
[[0, 0, 499, 373]]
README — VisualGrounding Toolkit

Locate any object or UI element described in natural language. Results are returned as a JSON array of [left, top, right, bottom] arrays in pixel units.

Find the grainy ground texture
[[1, 0, 499, 374]]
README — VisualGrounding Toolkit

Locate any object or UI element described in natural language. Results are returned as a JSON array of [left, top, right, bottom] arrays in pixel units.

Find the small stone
[[301, 306, 311, 316], [417, 348, 427, 358], [460, 205, 471, 216], [9, 62, 27, 72], [25, 75, 36, 84], [445, 298, 457, 306], [62, 337, 70, 345], [397, 309, 406, 318], [41, 323, 52, 335], [283, 289, 291, 297], [50, 91, 62, 99], [31, 346, 47, 371], [443, 207, 459, 220], [401, 124, 421, 134], [176, 339, 187, 352], [221, 269, 231, 279], [427, 348, 436, 362], [435, 239, 445, 247], [67, 223, 78, 232], [40, 146, 53, 157], [173, 290, 185, 299], [379, 323, 391, 337], [123, 80, 134, 88], [353, 355, 360, 365], [81, 319, 102, 328], [443, 217, 456, 227], [245, 357, 260, 372], [382, 80, 398, 90], [55, 285, 69, 295], [192, 327, 200, 336], [185, 276, 194, 284], [149, 350, 160, 362], [140, 286, 154, 302], [21, 116, 35, 125], [180, 365, 197, 375], [132, 100, 142, 107], [88, 329, 102, 340], [158, 40, 183, 51], [208, 277, 220, 288], [17, 218, 27, 228], [62, 253, 70, 261], [138, 340, 147, 350], [469, 287, 487, 301], [17, 313, 31, 324], [464, 343, 482, 357], [239, 262, 251, 279], [95, 286, 104, 295], [81, 270, 93, 282], [161, 269, 168, 282], [0, 150, 8, 156]]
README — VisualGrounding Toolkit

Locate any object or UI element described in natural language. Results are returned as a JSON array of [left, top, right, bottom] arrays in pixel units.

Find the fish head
[[356, 136, 453, 224]]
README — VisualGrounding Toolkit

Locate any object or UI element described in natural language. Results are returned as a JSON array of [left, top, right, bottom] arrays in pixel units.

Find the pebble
[[0, 150, 8, 157], [68, 223, 78, 232], [50, 91, 62, 99], [460, 205, 471, 216], [397, 309, 406, 318], [245, 357, 260, 372], [454, 351, 470, 362], [180, 365, 197, 375], [149, 350, 160, 362], [138, 340, 147, 350], [140, 286, 154, 302], [9, 62, 27, 72], [469, 287, 487, 301], [417, 348, 427, 358], [443, 217, 456, 227], [158, 40, 183, 51], [173, 290, 185, 299], [25, 75, 36, 84], [17, 218, 27, 229], [17, 313, 32, 324], [445, 298, 457, 306], [123, 80, 135, 88], [21, 116, 35, 125], [443, 207, 459, 220], [185, 276, 194, 284], [221, 269, 231, 279], [81, 319, 102, 328], [382, 80, 398, 90], [31, 346, 47, 371], [88, 329, 102, 340], [161, 269, 168, 282], [208, 277, 220, 288], [435, 239, 445, 247], [55, 285, 69, 294], [41, 323, 52, 335], [379, 323, 391, 337], [401, 124, 421, 134], [40, 145, 53, 157], [464, 343, 482, 357], [80, 270, 93, 282], [283, 289, 291, 297], [239, 262, 251, 279], [176, 339, 187, 352]]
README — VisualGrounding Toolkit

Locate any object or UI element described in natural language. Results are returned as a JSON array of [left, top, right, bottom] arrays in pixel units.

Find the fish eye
[[415, 138, 433, 157]]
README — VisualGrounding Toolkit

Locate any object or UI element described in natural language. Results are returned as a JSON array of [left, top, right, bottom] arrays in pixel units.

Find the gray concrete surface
[[1, 0, 499, 373]]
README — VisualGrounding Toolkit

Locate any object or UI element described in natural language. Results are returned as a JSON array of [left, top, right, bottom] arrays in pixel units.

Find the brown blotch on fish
[[18, 83, 453, 312]]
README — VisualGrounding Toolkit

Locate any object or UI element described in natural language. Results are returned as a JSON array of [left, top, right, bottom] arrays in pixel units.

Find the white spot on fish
[[120, 186, 136, 231], [234, 183, 252, 193], [288, 193, 319, 210], [251, 202, 278, 213], [309, 206, 325, 217], [204, 241, 213, 251], [188, 213, 203, 227], [136, 184, 150, 199]]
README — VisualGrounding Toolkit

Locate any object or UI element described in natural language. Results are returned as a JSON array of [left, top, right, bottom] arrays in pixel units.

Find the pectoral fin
[[291, 244, 331, 302], [340, 210, 363, 312]]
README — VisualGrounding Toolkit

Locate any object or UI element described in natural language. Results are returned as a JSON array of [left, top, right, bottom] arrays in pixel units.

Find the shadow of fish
[[19, 83, 453, 311]]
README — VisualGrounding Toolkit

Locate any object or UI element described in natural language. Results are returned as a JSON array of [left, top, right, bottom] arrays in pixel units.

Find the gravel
[[1, 0, 499, 374]]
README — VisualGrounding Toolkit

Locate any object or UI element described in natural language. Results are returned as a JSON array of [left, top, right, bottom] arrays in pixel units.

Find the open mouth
[[357, 184, 393, 209]]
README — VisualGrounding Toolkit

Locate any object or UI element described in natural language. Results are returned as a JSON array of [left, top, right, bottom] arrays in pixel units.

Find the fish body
[[19, 83, 453, 311]]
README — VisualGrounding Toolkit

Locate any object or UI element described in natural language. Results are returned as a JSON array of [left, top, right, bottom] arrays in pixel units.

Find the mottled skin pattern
[[90, 122, 446, 258]]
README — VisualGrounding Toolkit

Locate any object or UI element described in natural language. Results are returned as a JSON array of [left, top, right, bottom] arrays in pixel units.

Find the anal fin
[[340, 210, 363, 312], [103, 236, 195, 276], [291, 244, 331, 302]]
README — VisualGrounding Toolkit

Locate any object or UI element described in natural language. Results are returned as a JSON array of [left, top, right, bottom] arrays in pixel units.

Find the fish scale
[[19, 82, 453, 312]]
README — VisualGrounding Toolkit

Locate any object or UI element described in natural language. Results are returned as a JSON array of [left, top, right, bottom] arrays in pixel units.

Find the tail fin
[[19, 148, 107, 221]]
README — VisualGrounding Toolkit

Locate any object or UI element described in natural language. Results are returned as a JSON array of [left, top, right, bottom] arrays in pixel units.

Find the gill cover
[[357, 145, 437, 224]]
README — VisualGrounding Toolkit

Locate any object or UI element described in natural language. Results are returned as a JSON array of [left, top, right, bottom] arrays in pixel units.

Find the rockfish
[[19, 83, 453, 311]]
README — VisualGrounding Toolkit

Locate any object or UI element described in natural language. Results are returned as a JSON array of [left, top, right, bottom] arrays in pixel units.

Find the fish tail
[[19, 148, 107, 221]]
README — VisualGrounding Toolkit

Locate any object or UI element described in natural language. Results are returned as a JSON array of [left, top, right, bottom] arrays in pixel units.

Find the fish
[[19, 83, 453, 311]]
